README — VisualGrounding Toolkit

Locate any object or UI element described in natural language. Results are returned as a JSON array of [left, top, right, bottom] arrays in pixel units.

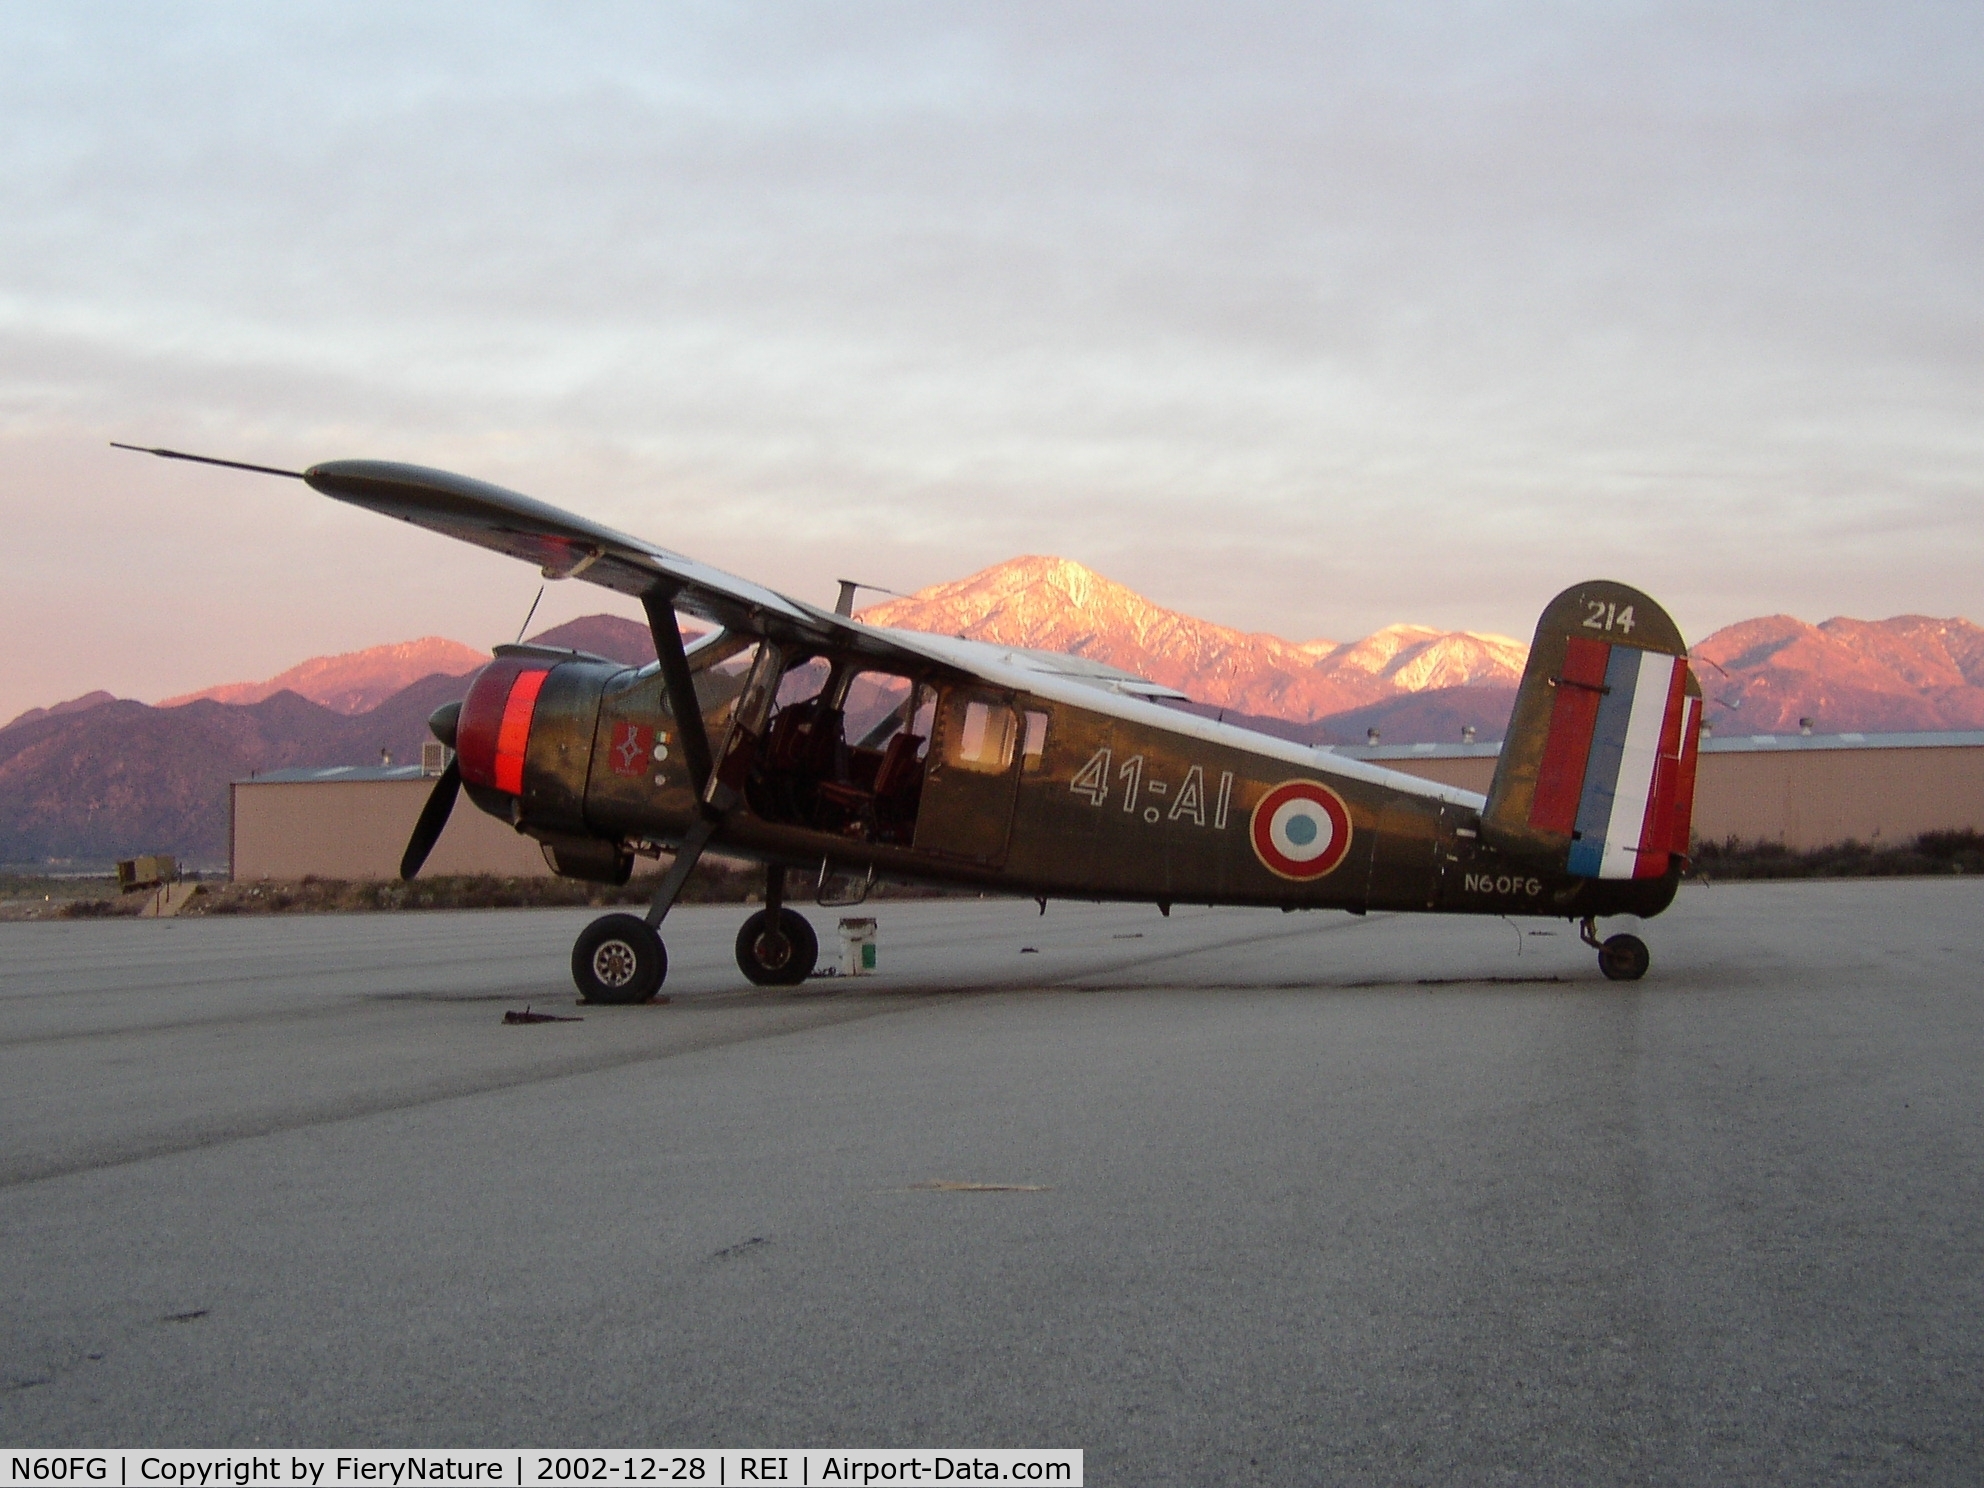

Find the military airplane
[[120, 446, 1703, 1001]]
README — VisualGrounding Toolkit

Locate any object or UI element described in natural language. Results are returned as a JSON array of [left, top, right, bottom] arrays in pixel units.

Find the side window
[[1022, 710, 1049, 771], [845, 671, 917, 748], [945, 693, 1018, 774]]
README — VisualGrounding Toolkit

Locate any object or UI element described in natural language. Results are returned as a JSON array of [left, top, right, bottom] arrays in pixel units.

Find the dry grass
[[1689, 829, 1984, 880], [0, 874, 137, 920]]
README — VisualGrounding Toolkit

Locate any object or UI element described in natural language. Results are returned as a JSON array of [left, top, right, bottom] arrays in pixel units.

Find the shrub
[[1690, 830, 1984, 880]]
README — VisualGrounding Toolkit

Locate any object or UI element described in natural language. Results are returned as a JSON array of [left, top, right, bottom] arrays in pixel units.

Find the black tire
[[735, 908, 819, 986], [572, 913, 667, 1004], [1598, 932, 1650, 982]]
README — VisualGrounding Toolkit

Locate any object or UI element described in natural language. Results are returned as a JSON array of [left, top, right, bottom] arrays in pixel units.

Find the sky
[[3, 1, 1980, 723]]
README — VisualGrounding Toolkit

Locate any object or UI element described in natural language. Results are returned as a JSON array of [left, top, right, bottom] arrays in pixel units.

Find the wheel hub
[[591, 939, 639, 987]]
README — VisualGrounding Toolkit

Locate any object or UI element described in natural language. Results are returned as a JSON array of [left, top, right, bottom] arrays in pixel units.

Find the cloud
[[1, 2, 1979, 721]]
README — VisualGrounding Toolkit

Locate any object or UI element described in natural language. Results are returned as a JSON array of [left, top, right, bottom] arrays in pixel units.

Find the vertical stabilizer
[[1482, 581, 1701, 879]]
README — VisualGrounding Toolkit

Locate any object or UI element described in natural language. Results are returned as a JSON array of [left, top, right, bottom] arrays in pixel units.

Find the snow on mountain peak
[[859, 555, 1524, 722]]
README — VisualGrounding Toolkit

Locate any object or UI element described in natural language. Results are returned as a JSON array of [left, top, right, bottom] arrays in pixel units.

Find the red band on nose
[[492, 667, 549, 795]]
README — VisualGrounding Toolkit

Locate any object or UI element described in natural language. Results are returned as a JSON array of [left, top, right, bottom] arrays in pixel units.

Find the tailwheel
[[735, 908, 819, 986], [572, 913, 668, 1004], [1598, 934, 1650, 981], [1582, 916, 1651, 981]]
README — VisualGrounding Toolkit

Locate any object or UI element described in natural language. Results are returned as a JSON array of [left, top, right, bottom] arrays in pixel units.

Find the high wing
[[304, 459, 1188, 703], [306, 460, 824, 635]]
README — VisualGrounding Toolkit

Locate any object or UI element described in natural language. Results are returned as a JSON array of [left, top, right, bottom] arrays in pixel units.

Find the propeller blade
[[400, 759, 461, 880]]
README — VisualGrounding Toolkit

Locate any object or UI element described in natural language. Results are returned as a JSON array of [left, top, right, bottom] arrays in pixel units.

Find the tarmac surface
[[2, 880, 1980, 1484]]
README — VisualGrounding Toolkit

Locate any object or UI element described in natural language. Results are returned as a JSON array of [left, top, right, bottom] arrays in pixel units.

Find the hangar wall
[[1684, 743, 1984, 847], [1357, 731, 1984, 850], [231, 767, 552, 881]]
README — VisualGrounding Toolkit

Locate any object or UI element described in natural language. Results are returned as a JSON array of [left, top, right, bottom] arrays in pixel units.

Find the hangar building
[[231, 763, 551, 880]]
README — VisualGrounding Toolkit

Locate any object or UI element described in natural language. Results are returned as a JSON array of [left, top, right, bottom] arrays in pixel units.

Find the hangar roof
[[238, 764, 437, 784]]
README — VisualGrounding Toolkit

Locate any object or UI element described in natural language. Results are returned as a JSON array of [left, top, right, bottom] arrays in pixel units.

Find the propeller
[[400, 701, 463, 881]]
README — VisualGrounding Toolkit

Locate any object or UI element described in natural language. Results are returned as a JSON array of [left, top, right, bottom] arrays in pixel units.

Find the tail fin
[[1482, 581, 1702, 879]]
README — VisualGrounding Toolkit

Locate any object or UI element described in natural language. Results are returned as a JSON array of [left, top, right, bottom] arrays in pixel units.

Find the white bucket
[[838, 917, 878, 976]]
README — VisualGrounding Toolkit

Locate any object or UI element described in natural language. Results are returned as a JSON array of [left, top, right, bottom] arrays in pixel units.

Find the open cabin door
[[913, 686, 1024, 866]]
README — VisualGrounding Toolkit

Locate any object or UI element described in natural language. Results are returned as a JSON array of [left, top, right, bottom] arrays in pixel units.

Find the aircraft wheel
[[572, 913, 667, 1004], [1598, 932, 1650, 982], [735, 908, 819, 986]]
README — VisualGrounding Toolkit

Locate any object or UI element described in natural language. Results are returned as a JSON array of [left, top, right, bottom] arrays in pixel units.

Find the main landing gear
[[572, 914, 667, 1004], [1581, 916, 1651, 982], [568, 830, 818, 1002], [734, 866, 819, 987], [570, 595, 816, 1005]]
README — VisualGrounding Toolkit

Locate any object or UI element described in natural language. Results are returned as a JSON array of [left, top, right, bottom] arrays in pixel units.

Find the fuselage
[[472, 645, 1678, 924]]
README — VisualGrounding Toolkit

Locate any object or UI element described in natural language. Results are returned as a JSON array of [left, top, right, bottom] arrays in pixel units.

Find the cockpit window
[[846, 671, 917, 748], [743, 661, 932, 847], [690, 641, 761, 716], [776, 656, 832, 709]]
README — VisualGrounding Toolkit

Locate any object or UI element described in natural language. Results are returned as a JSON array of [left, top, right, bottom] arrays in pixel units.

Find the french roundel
[[1249, 779, 1355, 880]]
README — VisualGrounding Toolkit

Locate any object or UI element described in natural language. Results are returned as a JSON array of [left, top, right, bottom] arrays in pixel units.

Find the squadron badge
[[609, 721, 652, 777]]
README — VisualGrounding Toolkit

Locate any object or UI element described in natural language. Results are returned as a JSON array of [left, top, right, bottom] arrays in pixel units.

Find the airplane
[[118, 445, 1704, 1002]]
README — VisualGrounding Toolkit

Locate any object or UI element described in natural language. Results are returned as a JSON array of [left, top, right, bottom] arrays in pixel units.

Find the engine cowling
[[456, 657, 552, 799], [454, 654, 634, 883]]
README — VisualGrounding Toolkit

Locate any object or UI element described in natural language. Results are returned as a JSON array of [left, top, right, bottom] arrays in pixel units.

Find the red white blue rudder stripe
[[1528, 636, 1690, 880], [1563, 646, 1674, 880], [1570, 645, 1683, 877]]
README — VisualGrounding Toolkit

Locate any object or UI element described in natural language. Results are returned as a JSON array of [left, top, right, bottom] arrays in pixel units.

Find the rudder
[[1483, 581, 1702, 880]]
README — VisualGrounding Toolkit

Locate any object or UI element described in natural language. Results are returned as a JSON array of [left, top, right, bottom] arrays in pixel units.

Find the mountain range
[[159, 637, 491, 713], [4, 557, 1979, 864], [855, 557, 1526, 725], [1692, 614, 1984, 734]]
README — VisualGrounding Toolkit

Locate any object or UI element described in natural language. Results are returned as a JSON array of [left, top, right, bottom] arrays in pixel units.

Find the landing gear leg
[[735, 865, 819, 986], [1581, 916, 1651, 982], [643, 814, 719, 928], [568, 815, 717, 1004]]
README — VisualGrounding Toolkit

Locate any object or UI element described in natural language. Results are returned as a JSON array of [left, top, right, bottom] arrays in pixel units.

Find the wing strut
[[639, 589, 729, 930], [642, 590, 715, 804]]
